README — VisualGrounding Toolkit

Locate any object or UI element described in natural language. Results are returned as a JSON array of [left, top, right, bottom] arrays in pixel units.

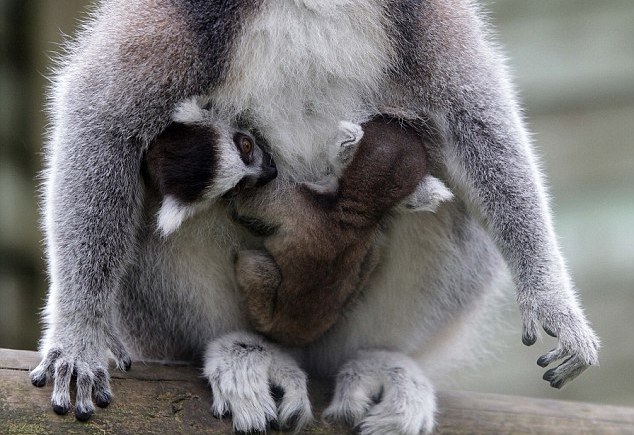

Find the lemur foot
[[204, 332, 313, 432], [403, 175, 454, 213], [520, 293, 600, 388], [330, 121, 364, 171], [30, 329, 131, 421], [323, 350, 436, 435]]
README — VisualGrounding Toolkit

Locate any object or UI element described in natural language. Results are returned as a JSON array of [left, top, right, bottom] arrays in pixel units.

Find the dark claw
[[371, 386, 384, 404], [95, 391, 112, 408], [123, 357, 132, 371], [31, 373, 47, 388], [537, 355, 550, 368], [53, 404, 70, 415], [270, 384, 285, 406], [270, 412, 299, 432], [550, 378, 565, 389], [75, 407, 94, 422], [269, 419, 283, 431], [522, 332, 537, 346], [543, 368, 556, 382], [543, 326, 558, 338], [211, 408, 231, 419]]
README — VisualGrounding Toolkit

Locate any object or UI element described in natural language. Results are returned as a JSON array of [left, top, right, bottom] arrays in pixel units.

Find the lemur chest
[[211, 0, 393, 179]]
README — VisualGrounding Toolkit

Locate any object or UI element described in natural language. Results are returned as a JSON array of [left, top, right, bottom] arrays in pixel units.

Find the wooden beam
[[1, 348, 633, 434]]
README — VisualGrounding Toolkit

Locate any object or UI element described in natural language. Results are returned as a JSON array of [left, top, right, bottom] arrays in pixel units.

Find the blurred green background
[[1, 0, 633, 408]]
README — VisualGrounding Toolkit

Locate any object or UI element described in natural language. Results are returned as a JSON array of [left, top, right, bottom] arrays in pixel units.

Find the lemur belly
[[131, 1, 503, 365]]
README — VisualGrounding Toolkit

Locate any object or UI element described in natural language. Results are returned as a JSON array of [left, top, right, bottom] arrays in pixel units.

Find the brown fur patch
[[233, 117, 427, 346]]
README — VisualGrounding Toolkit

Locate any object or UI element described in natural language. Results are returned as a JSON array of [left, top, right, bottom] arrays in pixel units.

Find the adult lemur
[[32, 1, 600, 433]]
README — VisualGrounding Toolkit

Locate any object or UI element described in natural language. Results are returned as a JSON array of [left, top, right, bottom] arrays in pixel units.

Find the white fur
[[172, 96, 208, 124], [156, 195, 198, 237], [323, 350, 436, 435], [405, 176, 455, 213], [211, 0, 391, 179], [204, 127, 247, 200], [204, 331, 313, 432]]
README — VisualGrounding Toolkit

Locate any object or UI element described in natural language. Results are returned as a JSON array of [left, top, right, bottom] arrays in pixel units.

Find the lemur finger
[[105, 331, 132, 371], [537, 347, 568, 368], [322, 367, 381, 426], [74, 362, 95, 421], [93, 367, 113, 408], [268, 353, 313, 431], [542, 323, 558, 338], [543, 356, 588, 389], [30, 348, 60, 387], [51, 360, 73, 415], [337, 121, 364, 145], [521, 319, 539, 346], [211, 393, 231, 419]]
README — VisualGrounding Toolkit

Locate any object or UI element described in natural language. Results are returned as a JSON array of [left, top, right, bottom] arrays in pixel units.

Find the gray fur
[[33, 0, 599, 433]]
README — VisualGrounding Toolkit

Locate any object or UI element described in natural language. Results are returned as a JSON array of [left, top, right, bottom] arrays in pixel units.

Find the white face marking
[[157, 195, 198, 237], [170, 98, 249, 205], [211, 0, 392, 181], [203, 128, 246, 200]]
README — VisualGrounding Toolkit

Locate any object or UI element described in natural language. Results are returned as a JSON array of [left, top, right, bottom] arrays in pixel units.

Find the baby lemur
[[146, 111, 452, 346], [232, 117, 453, 345]]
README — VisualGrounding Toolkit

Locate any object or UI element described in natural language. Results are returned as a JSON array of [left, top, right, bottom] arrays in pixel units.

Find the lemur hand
[[30, 326, 131, 421], [520, 290, 600, 389]]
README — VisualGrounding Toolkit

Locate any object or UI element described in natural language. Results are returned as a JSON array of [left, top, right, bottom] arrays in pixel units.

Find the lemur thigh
[[235, 250, 282, 325]]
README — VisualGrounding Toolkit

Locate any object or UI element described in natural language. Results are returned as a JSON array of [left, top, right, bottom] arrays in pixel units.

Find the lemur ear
[[405, 176, 454, 213], [156, 195, 198, 237]]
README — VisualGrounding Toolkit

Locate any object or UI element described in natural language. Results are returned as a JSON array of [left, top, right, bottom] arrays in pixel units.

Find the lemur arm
[[405, 2, 599, 387]]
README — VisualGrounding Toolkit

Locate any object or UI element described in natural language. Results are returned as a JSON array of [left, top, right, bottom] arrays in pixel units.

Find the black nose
[[254, 149, 277, 187], [256, 158, 277, 187]]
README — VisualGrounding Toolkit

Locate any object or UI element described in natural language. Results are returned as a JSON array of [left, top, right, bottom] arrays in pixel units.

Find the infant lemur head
[[144, 98, 277, 236]]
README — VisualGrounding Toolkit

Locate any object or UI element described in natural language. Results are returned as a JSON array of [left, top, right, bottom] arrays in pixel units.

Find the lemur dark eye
[[240, 136, 253, 155]]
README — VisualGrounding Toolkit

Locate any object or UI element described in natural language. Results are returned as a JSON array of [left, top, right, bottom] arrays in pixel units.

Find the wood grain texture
[[2, 348, 633, 434]]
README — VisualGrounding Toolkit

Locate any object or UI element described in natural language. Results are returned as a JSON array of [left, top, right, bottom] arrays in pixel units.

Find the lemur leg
[[323, 350, 436, 435], [234, 250, 282, 330], [204, 332, 312, 432]]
